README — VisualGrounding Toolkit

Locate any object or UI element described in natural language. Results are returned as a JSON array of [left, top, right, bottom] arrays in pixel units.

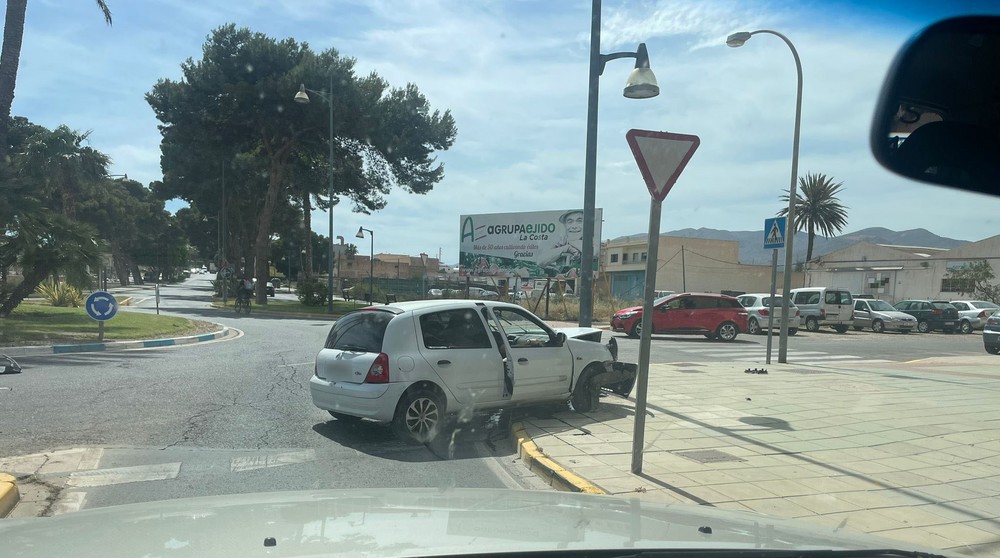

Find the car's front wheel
[[987, 345, 1000, 355], [872, 319, 885, 333], [715, 322, 739, 342], [393, 388, 444, 444], [960, 320, 973, 334], [747, 318, 761, 335], [917, 320, 930, 333], [629, 321, 641, 339], [571, 366, 601, 413]]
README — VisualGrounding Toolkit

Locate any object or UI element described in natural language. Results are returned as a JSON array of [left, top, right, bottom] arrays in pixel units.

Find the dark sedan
[[893, 300, 959, 333]]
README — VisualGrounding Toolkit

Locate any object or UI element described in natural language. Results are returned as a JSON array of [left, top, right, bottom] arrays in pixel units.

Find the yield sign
[[626, 129, 700, 202]]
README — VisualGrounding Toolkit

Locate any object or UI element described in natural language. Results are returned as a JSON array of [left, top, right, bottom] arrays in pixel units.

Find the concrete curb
[[209, 302, 341, 320], [0, 326, 235, 357], [0, 473, 18, 518], [511, 422, 606, 494]]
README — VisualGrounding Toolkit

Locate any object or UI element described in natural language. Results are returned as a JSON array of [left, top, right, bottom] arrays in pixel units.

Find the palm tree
[[0, 1, 112, 161], [778, 172, 849, 262]]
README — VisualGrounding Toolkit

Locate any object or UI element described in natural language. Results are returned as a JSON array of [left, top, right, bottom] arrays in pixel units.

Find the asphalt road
[[1, 276, 544, 517], [1, 277, 987, 516]]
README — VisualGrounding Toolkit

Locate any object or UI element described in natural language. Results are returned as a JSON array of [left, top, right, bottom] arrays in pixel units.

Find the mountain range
[[651, 227, 970, 265]]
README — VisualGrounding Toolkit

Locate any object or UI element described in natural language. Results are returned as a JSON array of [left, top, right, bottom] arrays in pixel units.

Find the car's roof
[[365, 299, 519, 314], [668, 292, 738, 299]]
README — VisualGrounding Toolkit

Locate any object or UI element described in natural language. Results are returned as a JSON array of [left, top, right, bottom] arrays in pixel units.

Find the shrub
[[297, 279, 328, 306], [35, 280, 84, 307]]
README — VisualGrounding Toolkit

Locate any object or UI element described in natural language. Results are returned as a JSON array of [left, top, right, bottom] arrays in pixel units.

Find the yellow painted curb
[[511, 422, 606, 494], [0, 473, 20, 518]]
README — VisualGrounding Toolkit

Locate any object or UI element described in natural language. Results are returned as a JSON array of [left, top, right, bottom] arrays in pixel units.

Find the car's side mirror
[[871, 16, 1000, 196], [554, 332, 567, 346]]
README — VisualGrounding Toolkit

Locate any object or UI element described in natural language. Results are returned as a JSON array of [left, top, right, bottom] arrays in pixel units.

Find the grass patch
[[0, 305, 215, 346]]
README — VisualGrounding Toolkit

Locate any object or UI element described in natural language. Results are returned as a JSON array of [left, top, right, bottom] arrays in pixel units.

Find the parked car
[[851, 299, 917, 333], [852, 293, 875, 299], [611, 293, 748, 342], [893, 300, 959, 333], [789, 287, 854, 333], [469, 287, 500, 300], [735, 293, 799, 335], [310, 300, 637, 443], [946, 300, 1000, 333], [426, 288, 444, 298], [984, 310, 1000, 355]]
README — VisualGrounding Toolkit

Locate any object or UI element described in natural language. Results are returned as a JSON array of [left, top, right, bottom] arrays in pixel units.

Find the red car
[[611, 293, 749, 341]]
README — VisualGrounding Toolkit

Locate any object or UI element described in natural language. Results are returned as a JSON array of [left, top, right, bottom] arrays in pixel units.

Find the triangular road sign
[[626, 129, 700, 202]]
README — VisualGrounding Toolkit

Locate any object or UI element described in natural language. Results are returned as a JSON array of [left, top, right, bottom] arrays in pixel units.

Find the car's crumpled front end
[[0, 488, 954, 558], [555, 327, 638, 398]]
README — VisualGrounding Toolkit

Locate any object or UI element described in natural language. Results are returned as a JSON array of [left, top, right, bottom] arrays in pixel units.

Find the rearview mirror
[[871, 16, 1000, 197]]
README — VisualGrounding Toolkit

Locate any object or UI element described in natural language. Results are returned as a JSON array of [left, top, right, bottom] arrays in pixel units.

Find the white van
[[789, 287, 855, 333]]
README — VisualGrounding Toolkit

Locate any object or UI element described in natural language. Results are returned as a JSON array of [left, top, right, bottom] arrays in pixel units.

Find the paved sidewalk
[[516, 355, 1000, 556]]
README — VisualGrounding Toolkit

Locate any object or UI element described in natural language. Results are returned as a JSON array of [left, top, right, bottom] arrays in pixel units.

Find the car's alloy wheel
[[715, 322, 738, 342], [917, 320, 930, 333], [393, 389, 442, 444], [960, 320, 973, 334], [872, 320, 885, 333], [805, 317, 819, 332], [629, 322, 642, 338], [747, 318, 761, 335]]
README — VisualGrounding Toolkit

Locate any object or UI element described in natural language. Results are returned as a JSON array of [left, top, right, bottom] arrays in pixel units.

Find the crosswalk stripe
[[66, 462, 181, 488]]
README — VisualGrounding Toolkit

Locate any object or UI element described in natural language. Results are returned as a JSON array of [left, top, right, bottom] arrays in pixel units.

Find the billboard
[[459, 209, 603, 278]]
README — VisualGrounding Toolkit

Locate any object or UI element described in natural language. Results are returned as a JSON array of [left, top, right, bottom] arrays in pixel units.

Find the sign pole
[[631, 197, 661, 474], [98, 320, 105, 341], [765, 248, 778, 364]]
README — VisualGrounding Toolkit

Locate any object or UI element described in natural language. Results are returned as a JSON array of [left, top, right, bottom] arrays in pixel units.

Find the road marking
[[277, 361, 314, 367], [66, 462, 181, 488], [51, 491, 86, 515], [230, 450, 316, 473], [78, 448, 103, 470], [0, 448, 100, 475]]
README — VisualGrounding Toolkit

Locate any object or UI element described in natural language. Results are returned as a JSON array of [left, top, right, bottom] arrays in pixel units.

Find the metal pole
[[579, 0, 602, 328], [222, 163, 228, 305], [769, 30, 803, 364], [327, 71, 335, 313], [631, 197, 661, 474], [681, 245, 686, 292], [369, 233, 374, 302], [766, 248, 778, 364]]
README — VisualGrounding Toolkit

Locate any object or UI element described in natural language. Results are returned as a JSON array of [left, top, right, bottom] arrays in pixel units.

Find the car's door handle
[[437, 360, 451, 366], [517, 358, 528, 364]]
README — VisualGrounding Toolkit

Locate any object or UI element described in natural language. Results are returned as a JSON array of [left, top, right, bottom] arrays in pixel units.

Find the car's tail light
[[364, 353, 390, 384], [989, 317, 1000, 327], [979, 311, 988, 318], [794, 309, 800, 317], [931, 309, 942, 315], [759, 309, 769, 316], [820, 309, 826, 319]]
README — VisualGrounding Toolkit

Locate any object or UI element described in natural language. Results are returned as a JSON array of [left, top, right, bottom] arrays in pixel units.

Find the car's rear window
[[762, 297, 785, 307], [932, 302, 957, 311], [324, 310, 393, 351]]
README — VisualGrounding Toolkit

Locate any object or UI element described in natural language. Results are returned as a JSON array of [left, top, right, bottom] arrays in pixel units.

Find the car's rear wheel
[[805, 317, 819, 332], [987, 345, 1000, 355], [788, 328, 798, 336], [960, 320, 973, 334], [747, 318, 761, 335], [715, 322, 739, 342], [917, 320, 930, 333], [872, 319, 885, 333], [834, 325, 849, 334], [392, 388, 444, 445], [629, 322, 641, 338]]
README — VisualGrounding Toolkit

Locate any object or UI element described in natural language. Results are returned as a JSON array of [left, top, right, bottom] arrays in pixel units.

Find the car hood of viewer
[[0, 488, 952, 557]]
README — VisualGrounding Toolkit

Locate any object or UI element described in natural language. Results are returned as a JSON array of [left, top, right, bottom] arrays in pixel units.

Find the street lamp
[[294, 74, 336, 313], [726, 29, 803, 364], [579, 0, 659, 327], [356, 226, 374, 303]]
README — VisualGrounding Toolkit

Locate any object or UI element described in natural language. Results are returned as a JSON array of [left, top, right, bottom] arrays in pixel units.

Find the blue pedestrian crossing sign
[[763, 217, 786, 249], [85, 291, 118, 321]]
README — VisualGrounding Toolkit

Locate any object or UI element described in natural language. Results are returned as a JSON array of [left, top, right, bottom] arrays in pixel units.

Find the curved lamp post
[[726, 29, 803, 364], [356, 227, 374, 303], [294, 75, 336, 313], [579, 0, 660, 327]]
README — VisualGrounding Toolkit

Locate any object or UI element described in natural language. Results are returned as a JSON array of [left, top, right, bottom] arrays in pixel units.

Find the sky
[[11, 0, 1000, 264]]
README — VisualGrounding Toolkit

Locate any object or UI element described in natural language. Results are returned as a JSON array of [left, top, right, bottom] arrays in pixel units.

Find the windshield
[[2, 2, 998, 557], [867, 300, 896, 311]]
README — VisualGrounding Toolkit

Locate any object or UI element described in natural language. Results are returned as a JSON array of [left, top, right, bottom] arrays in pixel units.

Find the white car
[[468, 287, 500, 299], [736, 293, 800, 335], [947, 300, 1000, 333], [310, 300, 636, 443]]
